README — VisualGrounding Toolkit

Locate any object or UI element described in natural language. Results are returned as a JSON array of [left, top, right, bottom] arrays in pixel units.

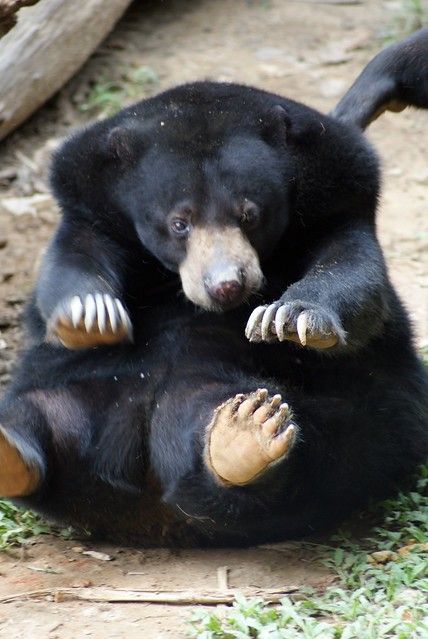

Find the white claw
[[261, 303, 278, 341], [115, 299, 131, 333], [284, 424, 296, 441], [95, 293, 106, 333], [296, 312, 308, 346], [104, 294, 117, 333], [84, 294, 96, 332], [275, 305, 287, 341], [69, 296, 83, 328], [245, 305, 267, 340]]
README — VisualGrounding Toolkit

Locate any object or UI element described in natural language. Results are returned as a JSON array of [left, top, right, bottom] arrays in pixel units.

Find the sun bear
[[0, 29, 427, 546]]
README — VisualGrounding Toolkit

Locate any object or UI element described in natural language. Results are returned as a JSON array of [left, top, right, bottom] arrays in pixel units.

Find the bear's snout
[[179, 226, 263, 311], [204, 266, 246, 307]]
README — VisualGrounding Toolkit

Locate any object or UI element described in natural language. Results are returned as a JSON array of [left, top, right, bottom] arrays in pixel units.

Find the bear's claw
[[48, 293, 133, 349], [245, 301, 344, 349], [205, 389, 297, 486]]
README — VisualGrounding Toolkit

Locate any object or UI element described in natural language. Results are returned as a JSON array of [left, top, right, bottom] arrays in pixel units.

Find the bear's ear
[[104, 120, 148, 163], [260, 105, 291, 143], [261, 104, 327, 144]]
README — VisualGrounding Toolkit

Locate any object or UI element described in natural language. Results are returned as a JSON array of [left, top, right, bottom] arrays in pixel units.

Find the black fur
[[332, 27, 428, 128], [1, 79, 427, 547]]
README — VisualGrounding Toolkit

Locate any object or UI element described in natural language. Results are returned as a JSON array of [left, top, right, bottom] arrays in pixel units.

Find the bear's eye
[[170, 218, 190, 237], [240, 200, 259, 230]]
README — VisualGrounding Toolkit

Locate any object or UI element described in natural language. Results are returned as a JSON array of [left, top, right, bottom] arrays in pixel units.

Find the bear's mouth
[[179, 226, 263, 311]]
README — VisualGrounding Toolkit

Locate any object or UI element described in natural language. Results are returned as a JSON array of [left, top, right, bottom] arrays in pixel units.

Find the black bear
[[0, 30, 427, 546]]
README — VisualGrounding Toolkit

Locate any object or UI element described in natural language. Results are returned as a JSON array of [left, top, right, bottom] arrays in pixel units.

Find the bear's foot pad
[[0, 426, 40, 497], [48, 293, 133, 349], [205, 389, 296, 486]]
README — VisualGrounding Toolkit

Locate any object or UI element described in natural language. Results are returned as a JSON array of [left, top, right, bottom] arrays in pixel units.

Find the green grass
[[79, 65, 158, 117], [187, 466, 428, 638], [383, 0, 425, 44], [0, 499, 51, 550]]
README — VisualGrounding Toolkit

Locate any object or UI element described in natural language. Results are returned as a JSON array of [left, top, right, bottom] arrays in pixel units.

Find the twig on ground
[[217, 566, 229, 591], [0, 586, 299, 606]]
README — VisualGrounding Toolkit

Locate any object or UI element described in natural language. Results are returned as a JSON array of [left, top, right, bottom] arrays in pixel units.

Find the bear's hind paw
[[47, 293, 133, 349], [205, 389, 297, 486]]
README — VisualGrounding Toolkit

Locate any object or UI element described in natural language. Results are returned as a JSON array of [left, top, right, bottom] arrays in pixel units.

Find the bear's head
[[108, 107, 294, 311], [51, 83, 378, 312]]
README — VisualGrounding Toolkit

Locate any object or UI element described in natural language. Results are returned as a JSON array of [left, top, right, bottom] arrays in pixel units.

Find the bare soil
[[0, 0, 426, 636]]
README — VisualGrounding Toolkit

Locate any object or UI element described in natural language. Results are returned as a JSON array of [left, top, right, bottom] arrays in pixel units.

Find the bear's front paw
[[47, 293, 133, 349], [245, 300, 346, 349]]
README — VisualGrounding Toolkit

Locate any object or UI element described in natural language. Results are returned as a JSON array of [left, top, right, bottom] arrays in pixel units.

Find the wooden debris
[[0, 586, 299, 606], [1, 194, 52, 216], [0, 0, 40, 36], [27, 565, 62, 574], [0, 0, 133, 140], [217, 566, 229, 591]]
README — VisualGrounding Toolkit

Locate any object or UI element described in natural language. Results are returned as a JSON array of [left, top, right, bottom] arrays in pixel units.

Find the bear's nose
[[204, 267, 246, 306], [209, 279, 244, 304]]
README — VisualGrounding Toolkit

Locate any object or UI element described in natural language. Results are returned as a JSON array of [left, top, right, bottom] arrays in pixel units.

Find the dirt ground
[[0, 0, 427, 637]]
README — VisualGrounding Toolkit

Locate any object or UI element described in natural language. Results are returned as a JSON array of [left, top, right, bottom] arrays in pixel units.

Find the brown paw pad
[[0, 426, 40, 497], [47, 294, 133, 349], [205, 389, 297, 486]]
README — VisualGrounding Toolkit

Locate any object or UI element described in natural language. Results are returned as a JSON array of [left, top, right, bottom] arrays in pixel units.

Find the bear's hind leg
[[0, 397, 49, 498], [205, 389, 297, 486], [0, 425, 41, 497]]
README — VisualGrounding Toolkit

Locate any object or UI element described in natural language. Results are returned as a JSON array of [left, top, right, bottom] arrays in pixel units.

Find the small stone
[[82, 550, 113, 561], [0, 237, 7, 249]]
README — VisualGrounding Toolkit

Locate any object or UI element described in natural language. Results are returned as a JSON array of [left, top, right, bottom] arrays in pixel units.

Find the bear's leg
[[150, 368, 300, 497], [0, 381, 151, 509], [0, 399, 47, 498], [0, 427, 40, 497], [35, 221, 132, 350], [204, 388, 297, 486], [150, 359, 427, 541]]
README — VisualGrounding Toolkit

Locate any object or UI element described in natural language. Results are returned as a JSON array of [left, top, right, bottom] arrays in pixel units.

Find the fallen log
[[0, 0, 40, 36], [0, 0, 133, 141]]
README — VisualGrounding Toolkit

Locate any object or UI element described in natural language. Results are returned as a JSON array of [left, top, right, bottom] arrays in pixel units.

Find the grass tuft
[[0, 499, 51, 550], [79, 65, 158, 116], [188, 465, 428, 638]]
